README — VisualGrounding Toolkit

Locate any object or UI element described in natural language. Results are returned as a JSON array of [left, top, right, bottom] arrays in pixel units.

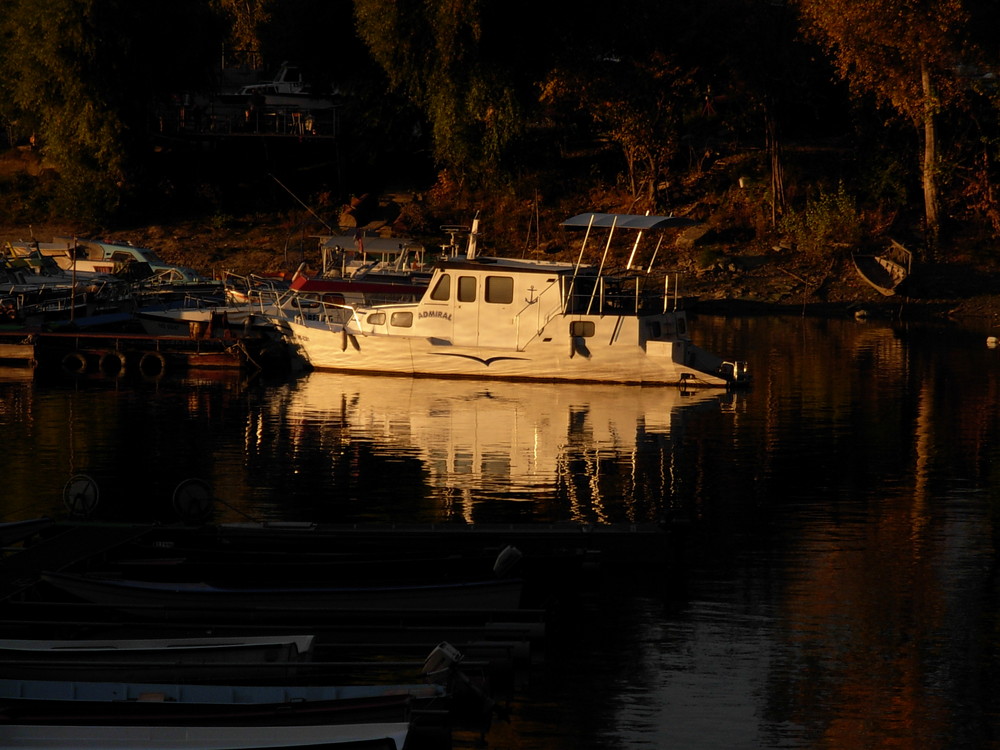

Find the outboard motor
[[422, 641, 464, 684], [492, 545, 523, 578], [422, 641, 500, 732]]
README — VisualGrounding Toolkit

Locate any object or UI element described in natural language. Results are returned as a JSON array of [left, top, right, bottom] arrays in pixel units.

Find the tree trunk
[[765, 105, 785, 228], [921, 61, 940, 253]]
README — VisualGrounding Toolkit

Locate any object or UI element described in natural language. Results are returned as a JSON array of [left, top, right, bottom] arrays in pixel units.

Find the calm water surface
[[2, 313, 999, 749]]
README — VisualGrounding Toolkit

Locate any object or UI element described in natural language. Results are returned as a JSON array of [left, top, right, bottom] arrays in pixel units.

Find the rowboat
[[0, 635, 313, 662], [129, 519, 677, 572], [0, 635, 315, 682], [41, 571, 523, 617], [0, 518, 53, 548], [852, 240, 913, 296], [274, 214, 749, 387], [0, 721, 409, 749], [0, 677, 443, 726], [84, 538, 528, 591]]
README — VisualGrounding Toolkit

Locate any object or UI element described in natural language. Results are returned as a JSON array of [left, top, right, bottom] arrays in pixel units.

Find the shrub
[[779, 183, 862, 256]]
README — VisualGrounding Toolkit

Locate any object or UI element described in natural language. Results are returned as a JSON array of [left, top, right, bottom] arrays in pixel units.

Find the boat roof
[[438, 256, 580, 274], [561, 213, 698, 229], [317, 234, 424, 254]]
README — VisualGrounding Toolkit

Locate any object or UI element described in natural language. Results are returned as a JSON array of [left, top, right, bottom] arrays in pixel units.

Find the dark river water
[[2, 312, 1000, 749]]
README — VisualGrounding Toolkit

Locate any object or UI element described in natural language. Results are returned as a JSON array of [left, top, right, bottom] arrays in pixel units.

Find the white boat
[[50, 237, 212, 284], [8, 237, 210, 285], [0, 250, 138, 326], [0, 677, 443, 706], [0, 677, 442, 725], [5, 240, 120, 281], [233, 61, 338, 111], [274, 214, 749, 387], [0, 721, 409, 749]]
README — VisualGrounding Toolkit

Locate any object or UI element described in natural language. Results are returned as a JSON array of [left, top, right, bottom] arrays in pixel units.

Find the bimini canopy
[[560, 213, 698, 230]]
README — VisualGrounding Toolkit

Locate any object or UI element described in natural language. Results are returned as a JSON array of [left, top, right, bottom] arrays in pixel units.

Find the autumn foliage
[[0, 0, 997, 258]]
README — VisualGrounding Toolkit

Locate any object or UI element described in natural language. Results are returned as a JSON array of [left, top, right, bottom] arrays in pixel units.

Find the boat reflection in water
[[244, 372, 735, 523]]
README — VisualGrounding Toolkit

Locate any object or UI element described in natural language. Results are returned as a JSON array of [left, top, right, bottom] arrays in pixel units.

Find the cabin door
[[451, 274, 480, 346], [474, 274, 517, 349]]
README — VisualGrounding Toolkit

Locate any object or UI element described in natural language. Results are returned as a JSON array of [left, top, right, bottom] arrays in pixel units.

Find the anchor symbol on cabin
[[525, 285, 538, 304]]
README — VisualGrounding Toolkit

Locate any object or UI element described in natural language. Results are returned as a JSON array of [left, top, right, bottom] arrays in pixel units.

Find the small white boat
[[0, 679, 445, 706], [51, 237, 212, 284], [274, 213, 748, 387], [0, 677, 442, 705], [0, 677, 442, 725], [0, 721, 409, 749], [8, 237, 210, 285]]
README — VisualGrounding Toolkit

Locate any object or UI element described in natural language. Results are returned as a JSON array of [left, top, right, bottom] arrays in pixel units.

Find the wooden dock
[[0, 332, 36, 365]]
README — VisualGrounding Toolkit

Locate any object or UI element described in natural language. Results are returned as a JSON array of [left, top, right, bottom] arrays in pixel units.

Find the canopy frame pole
[[587, 216, 617, 315], [566, 214, 596, 313]]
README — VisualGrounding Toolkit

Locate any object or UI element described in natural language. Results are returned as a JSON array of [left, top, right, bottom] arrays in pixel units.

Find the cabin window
[[430, 274, 451, 300], [391, 311, 413, 327], [646, 321, 662, 339], [366, 312, 386, 325], [322, 293, 345, 305], [570, 321, 595, 337], [458, 276, 477, 302], [677, 317, 687, 335], [485, 276, 514, 304]]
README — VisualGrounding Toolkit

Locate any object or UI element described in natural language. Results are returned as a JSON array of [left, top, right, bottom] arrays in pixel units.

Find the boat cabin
[[51, 237, 210, 283], [346, 254, 688, 352]]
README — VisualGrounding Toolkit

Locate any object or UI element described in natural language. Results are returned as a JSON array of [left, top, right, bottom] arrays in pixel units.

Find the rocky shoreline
[[5, 215, 1000, 333], [678, 246, 1000, 331]]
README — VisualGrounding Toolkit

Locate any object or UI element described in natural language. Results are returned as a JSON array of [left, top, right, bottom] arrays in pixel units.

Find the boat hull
[[852, 240, 913, 297], [0, 635, 314, 682], [285, 314, 734, 387], [41, 572, 524, 617], [0, 678, 434, 726], [0, 721, 409, 749]]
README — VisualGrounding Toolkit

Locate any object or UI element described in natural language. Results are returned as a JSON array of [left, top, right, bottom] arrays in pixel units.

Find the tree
[[0, 0, 223, 221], [794, 0, 972, 250], [214, 0, 273, 68], [540, 54, 696, 209], [355, 0, 575, 184]]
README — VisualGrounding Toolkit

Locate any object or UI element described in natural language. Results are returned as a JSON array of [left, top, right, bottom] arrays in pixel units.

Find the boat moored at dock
[[276, 214, 748, 387]]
